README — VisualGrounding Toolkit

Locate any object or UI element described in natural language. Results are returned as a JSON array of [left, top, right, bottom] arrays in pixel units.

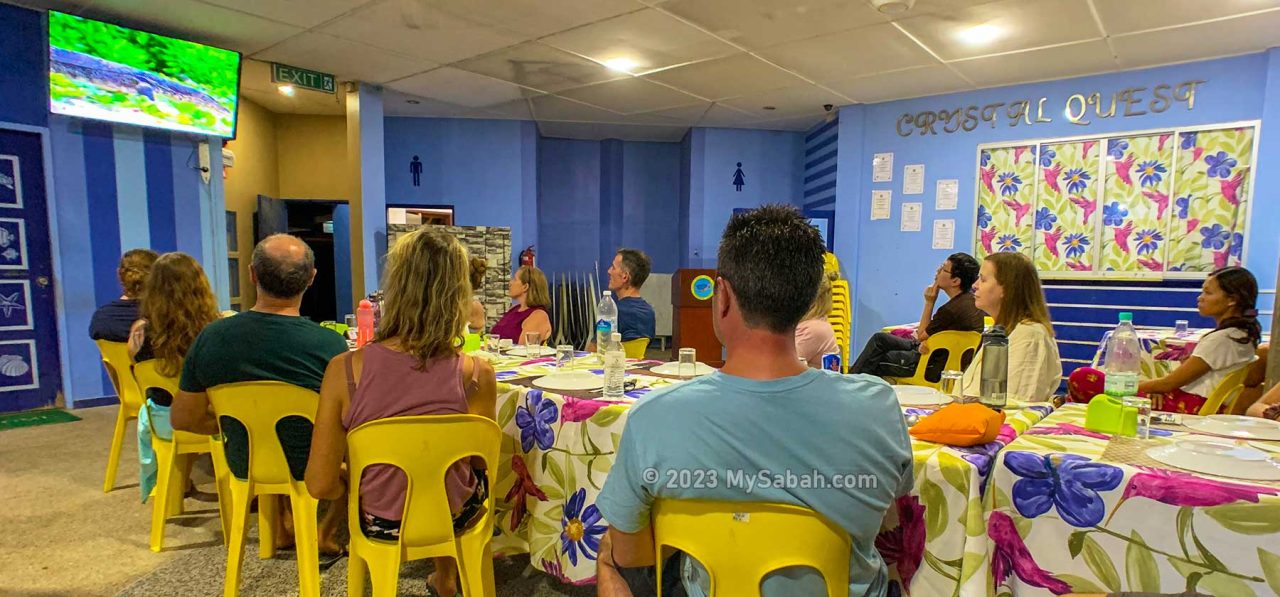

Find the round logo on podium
[[691, 275, 714, 301]]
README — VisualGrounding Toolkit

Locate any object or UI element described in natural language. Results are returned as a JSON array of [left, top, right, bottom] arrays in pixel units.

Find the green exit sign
[[271, 63, 336, 94]]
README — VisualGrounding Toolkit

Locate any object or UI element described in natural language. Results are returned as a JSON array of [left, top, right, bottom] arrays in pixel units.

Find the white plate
[[650, 362, 717, 377], [1146, 439, 1280, 481], [533, 371, 604, 392], [1185, 415, 1280, 441], [506, 346, 557, 357], [893, 385, 953, 406]]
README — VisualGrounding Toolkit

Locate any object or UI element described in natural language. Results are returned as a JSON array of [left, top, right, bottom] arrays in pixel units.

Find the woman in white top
[[960, 252, 1062, 402], [795, 273, 839, 367]]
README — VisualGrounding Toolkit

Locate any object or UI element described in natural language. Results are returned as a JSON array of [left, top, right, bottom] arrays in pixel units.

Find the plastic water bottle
[[1104, 312, 1141, 398], [595, 291, 618, 358], [979, 324, 1009, 411], [356, 299, 376, 348], [603, 332, 626, 399]]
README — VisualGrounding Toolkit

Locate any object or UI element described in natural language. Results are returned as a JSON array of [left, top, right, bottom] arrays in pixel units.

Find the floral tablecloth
[[1090, 326, 1210, 379], [982, 404, 1280, 596], [880, 401, 1054, 596]]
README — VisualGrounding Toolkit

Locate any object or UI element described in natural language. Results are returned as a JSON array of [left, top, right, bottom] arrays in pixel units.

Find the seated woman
[[795, 273, 838, 367], [90, 248, 158, 342], [306, 227, 497, 597], [1232, 343, 1269, 415], [1069, 267, 1262, 414], [959, 252, 1062, 402], [490, 265, 552, 344], [467, 256, 488, 334]]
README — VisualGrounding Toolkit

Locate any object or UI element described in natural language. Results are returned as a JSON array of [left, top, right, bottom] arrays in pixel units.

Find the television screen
[[48, 11, 241, 138]]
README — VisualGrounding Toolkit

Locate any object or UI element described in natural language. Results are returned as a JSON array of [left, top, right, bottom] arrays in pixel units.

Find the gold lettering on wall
[[1065, 94, 1090, 125]]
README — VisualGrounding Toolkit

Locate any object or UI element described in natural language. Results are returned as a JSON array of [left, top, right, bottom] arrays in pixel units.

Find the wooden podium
[[672, 269, 723, 367]]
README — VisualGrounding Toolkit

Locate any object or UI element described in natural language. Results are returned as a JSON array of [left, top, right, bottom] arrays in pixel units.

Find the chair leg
[[223, 482, 253, 597], [458, 532, 496, 597], [149, 443, 176, 552], [258, 495, 278, 560], [165, 453, 189, 517], [103, 410, 129, 493], [210, 443, 233, 544], [291, 493, 321, 597], [347, 549, 368, 597], [365, 547, 401, 597]]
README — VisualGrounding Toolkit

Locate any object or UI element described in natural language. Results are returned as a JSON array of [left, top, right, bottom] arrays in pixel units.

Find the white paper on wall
[[933, 219, 955, 250], [901, 202, 922, 232], [871, 190, 892, 220], [936, 179, 959, 210], [872, 153, 894, 182], [903, 164, 925, 195]]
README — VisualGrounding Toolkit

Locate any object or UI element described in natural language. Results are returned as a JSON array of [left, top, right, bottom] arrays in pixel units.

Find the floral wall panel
[[1167, 127, 1255, 273], [976, 145, 1037, 259], [1034, 141, 1101, 273], [1099, 135, 1175, 273]]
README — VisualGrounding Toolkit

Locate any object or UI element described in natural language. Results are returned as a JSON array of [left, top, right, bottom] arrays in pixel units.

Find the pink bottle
[[356, 299, 376, 348]]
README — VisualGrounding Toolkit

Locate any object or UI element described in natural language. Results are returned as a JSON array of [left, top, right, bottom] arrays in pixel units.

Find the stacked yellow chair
[[827, 280, 852, 372], [96, 340, 145, 493]]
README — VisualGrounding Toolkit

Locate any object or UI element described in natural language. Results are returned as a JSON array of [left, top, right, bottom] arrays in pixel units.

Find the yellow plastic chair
[[623, 338, 650, 359], [133, 360, 229, 552], [652, 500, 851, 597], [1197, 365, 1252, 415], [346, 415, 501, 597], [207, 382, 322, 597], [895, 331, 981, 389], [97, 340, 145, 493]]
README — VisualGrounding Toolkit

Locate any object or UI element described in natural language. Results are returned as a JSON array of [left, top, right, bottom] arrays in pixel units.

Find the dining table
[[979, 404, 1280, 597], [1089, 325, 1212, 379]]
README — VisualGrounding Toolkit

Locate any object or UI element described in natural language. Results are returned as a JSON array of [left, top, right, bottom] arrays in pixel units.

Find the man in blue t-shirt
[[608, 248, 656, 342], [595, 205, 913, 597]]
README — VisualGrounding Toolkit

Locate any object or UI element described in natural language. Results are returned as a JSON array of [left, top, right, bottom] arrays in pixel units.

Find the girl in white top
[[960, 252, 1062, 402]]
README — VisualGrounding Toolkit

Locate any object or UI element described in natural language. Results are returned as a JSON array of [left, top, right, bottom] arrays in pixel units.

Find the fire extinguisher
[[520, 245, 536, 268]]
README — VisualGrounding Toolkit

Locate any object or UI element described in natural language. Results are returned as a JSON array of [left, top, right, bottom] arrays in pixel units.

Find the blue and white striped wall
[[49, 116, 228, 407], [803, 117, 838, 213]]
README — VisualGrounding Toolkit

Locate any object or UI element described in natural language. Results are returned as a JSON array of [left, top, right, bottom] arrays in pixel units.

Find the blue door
[[0, 128, 61, 412]]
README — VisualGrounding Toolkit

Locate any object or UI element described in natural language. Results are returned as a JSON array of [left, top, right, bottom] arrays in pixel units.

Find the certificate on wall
[[936, 179, 959, 210], [933, 219, 955, 249], [872, 152, 894, 182], [901, 202, 922, 232], [903, 164, 925, 195], [871, 190, 892, 220]]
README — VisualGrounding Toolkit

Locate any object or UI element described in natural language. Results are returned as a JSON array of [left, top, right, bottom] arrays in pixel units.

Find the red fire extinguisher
[[520, 245, 536, 268]]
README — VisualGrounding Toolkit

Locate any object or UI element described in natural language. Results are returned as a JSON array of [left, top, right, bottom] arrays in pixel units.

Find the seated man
[[172, 234, 349, 555], [596, 205, 913, 597], [849, 252, 985, 379], [607, 248, 656, 342]]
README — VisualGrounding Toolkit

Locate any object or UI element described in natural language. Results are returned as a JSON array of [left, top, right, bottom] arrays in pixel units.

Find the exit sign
[[271, 63, 336, 94]]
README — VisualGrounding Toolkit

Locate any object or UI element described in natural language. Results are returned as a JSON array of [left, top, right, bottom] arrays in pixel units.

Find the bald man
[[173, 234, 349, 554]]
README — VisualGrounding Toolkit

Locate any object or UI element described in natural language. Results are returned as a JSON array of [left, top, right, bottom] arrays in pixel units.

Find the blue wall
[[837, 52, 1279, 347], [621, 141, 681, 273], [382, 117, 537, 269], [537, 137, 601, 275], [0, 2, 47, 128]]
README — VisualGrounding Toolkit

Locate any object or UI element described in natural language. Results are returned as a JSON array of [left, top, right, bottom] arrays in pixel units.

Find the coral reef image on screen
[[48, 11, 240, 138]]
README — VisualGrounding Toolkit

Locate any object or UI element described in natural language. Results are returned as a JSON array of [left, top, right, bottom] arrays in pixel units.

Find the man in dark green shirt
[[173, 233, 348, 554]]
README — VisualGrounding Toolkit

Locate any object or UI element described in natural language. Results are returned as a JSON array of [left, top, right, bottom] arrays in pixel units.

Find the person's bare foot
[[274, 531, 295, 551], [319, 539, 344, 555], [426, 572, 457, 597]]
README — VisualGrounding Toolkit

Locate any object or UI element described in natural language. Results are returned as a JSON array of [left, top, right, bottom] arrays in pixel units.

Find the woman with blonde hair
[[306, 227, 497, 597], [490, 265, 552, 344], [795, 272, 838, 367], [959, 252, 1062, 402]]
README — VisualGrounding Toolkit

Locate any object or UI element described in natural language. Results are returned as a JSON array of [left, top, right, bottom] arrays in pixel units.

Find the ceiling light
[[277, 85, 296, 97], [957, 24, 1001, 45], [603, 57, 639, 73], [871, 0, 915, 14]]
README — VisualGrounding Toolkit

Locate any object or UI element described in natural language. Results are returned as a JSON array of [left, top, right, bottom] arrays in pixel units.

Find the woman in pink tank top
[[306, 227, 498, 597], [490, 265, 553, 343]]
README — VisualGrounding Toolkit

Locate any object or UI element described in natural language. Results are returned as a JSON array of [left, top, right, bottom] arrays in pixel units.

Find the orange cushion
[[908, 403, 1006, 446]]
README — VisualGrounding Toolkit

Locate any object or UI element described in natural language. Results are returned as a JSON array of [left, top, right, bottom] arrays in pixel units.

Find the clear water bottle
[[603, 332, 626, 399], [1104, 312, 1141, 398], [979, 324, 1009, 411], [595, 291, 618, 358]]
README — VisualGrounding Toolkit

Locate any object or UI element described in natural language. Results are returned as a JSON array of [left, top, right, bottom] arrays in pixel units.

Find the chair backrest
[[923, 331, 981, 374], [623, 338, 650, 359], [653, 500, 851, 597], [1198, 365, 1252, 415], [206, 381, 320, 485], [133, 359, 209, 445], [96, 340, 144, 412], [346, 415, 501, 547]]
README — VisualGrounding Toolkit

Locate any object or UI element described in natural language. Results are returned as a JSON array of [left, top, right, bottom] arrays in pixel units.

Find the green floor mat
[[0, 408, 82, 431]]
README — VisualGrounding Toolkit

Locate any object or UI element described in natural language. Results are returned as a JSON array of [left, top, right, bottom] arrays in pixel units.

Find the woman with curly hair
[[128, 253, 221, 386], [90, 248, 158, 341]]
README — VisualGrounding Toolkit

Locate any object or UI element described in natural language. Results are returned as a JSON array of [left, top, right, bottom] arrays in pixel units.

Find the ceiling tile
[[541, 8, 737, 74], [949, 40, 1117, 87], [556, 77, 703, 114], [896, 0, 1102, 61], [719, 84, 848, 119], [483, 99, 536, 120], [241, 88, 347, 115], [656, 0, 887, 49], [386, 67, 534, 107], [81, 0, 304, 55], [382, 89, 482, 118], [529, 95, 626, 122], [643, 102, 714, 124], [753, 114, 827, 131], [537, 121, 689, 142], [455, 42, 623, 93], [1112, 10, 1280, 68], [828, 65, 973, 103], [10, 0, 92, 13], [1093, 0, 1280, 35], [318, 0, 528, 64], [697, 103, 769, 127], [644, 53, 807, 101], [758, 22, 938, 82], [435, 0, 643, 38], [200, 0, 371, 29], [252, 32, 432, 83]]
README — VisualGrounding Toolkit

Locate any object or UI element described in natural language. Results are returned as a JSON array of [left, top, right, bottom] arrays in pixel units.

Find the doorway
[[255, 195, 352, 323]]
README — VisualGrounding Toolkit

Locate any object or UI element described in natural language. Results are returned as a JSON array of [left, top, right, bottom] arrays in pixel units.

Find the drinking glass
[[523, 331, 543, 355], [555, 345, 575, 370], [344, 314, 357, 341], [1123, 396, 1152, 440], [486, 334, 501, 353], [678, 348, 697, 378], [939, 370, 963, 398], [798, 357, 808, 368], [498, 338, 514, 351], [1174, 320, 1189, 336]]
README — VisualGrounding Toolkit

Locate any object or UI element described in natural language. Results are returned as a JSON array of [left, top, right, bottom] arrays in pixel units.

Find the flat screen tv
[[48, 11, 241, 138]]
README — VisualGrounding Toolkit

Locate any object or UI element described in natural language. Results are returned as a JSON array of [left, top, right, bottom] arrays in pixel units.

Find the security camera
[[823, 104, 834, 112]]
